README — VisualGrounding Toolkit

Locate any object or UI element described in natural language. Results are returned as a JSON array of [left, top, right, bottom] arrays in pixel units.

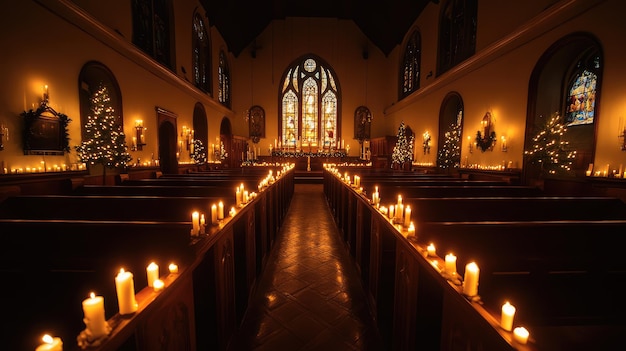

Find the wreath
[[20, 105, 71, 152], [475, 130, 496, 152]]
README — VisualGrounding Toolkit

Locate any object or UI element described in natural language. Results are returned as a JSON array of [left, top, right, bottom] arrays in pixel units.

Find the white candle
[[36, 335, 63, 351], [82, 292, 107, 339], [211, 204, 217, 223], [513, 326, 529, 344], [445, 254, 457, 275], [243, 190, 249, 203], [169, 263, 179, 274], [397, 195, 402, 206], [501, 301, 516, 331], [396, 204, 404, 221], [463, 262, 480, 296], [407, 222, 416, 237], [218, 201, 224, 220], [236, 187, 242, 206], [146, 262, 159, 288], [153, 279, 164, 292], [200, 214, 206, 230], [191, 211, 200, 235], [403, 206, 411, 227], [230, 207, 236, 217], [115, 268, 137, 315], [389, 205, 395, 220], [427, 243, 436, 257]]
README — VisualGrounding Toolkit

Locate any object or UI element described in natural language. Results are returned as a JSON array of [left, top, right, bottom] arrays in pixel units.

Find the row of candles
[[36, 262, 180, 351], [325, 165, 531, 346], [3, 162, 87, 175]]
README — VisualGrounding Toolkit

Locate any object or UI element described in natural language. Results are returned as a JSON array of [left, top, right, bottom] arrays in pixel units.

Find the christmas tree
[[524, 112, 576, 176], [391, 121, 415, 167], [75, 83, 132, 180], [191, 139, 207, 164], [437, 122, 462, 169]]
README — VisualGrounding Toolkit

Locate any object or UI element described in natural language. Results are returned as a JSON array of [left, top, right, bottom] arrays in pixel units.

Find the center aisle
[[229, 183, 384, 351]]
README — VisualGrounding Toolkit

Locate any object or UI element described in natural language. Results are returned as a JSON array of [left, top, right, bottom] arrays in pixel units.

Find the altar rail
[[0, 166, 294, 351], [323, 167, 626, 350]]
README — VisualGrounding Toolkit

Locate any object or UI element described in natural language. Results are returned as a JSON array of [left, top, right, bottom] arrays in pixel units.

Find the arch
[[524, 32, 603, 182], [436, 92, 464, 170], [78, 61, 123, 138], [192, 102, 208, 153], [156, 107, 178, 174], [219, 117, 232, 167]]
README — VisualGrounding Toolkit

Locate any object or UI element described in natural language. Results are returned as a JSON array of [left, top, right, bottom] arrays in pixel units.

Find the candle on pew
[[153, 279, 164, 292], [115, 268, 137, 315], [427, 243, 436, 257], [230, 206, 236, 217], [445, 253, 457, 276], [463, 262, 480, 296], [403, 205, 411, 227], [243, 190, 249, 203], [169, 263, 179, 274], [218, 201, 224, 220], [236, 187, 242, 206], [211, 204, 218, 224], [82, 292, 108, 339], [36, 334, 63, 351], [396, 204, 404, 222], [407, 222, 416, 238], [501, 301, 516, 331], [200, 214, 206, 232], [191, 211, 200, 235], [397, 195, 402, 206], [389, 205, 395, 220], [146, 262, 159, 287], [513, 326, 529, 344]]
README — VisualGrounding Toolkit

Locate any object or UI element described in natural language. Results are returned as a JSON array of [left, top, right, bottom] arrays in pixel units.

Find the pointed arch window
[[218, 50, 231, 108], [438, 0, 477, 75], [565, 55, 600, 126], [192, 13, 211, 93], [279, 56, 340, 148], [400, 30, 421, 100], [131, 0, 173, 69]]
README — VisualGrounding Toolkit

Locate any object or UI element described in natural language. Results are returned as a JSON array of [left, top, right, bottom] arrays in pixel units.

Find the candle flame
[[42, 334, 53, 344], [119, 268, 125, 274], [90, 292, 95, 299]]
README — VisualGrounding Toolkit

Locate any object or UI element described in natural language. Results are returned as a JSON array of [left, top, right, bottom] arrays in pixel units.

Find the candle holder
[[76, 323, 112, 350], [132, 120, 146, 151]]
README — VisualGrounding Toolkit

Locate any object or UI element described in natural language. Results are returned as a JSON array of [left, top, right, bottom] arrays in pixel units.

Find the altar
[[258, 150, 362, 171]]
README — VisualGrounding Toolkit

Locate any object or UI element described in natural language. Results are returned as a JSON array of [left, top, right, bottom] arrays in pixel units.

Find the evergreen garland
[[20, 104, 71, 152], [524, 112, 576, 176], [437, 122, 462, 169], [75, 83, 132, 170], [391, 121, 415, 167]]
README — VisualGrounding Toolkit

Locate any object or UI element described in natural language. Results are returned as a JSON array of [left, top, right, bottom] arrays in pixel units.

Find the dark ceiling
[[201, 0, 434, 58]]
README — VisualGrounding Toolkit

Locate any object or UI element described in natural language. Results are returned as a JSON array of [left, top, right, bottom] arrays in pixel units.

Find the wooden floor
[[228, 183, 383, 350]]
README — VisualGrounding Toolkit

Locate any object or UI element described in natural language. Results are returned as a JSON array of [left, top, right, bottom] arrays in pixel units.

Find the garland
[[20, 104, 72, 152], [475, 130, 496, 152], [271, 150, 347, 158]]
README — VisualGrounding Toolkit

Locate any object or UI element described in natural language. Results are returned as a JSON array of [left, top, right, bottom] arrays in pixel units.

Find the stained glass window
[[279, 56, 340, 149], [131, 0, 172, 69], [218, 50, 231, 108], [438, 0, 477, 75], [400, 30, 421, 99], [192, 13, 210, 93], [565, 69, 598, 126]]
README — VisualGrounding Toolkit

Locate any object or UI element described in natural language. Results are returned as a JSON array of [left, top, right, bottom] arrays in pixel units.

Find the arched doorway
[[192, 103, 208, 153], [219, 117, 233, 168], [156, 107, 178, 174]]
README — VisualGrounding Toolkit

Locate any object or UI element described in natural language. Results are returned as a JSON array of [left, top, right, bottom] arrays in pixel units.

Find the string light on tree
[[191, 139, 207, 164], [391, 121, 415, 168], [524, 112, 576, 176], [437, 122, 462, 169]]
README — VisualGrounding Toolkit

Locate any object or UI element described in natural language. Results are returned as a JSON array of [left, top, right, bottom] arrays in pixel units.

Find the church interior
[[1, 0, 625, 350]]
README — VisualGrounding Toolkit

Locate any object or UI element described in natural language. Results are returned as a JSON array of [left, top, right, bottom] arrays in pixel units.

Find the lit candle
[[389, 205, 395, 220], [211, 204, 217, 224], [427, 243, 436, 257], [236, 187, 242, 206], [218, 201, 224, 220], [169, 263, 179, 274], [513, 326, 529, 344], [36, 334, 62, 351], [82, 292, 107, 339], [230, 206, 236, 217], [115, 268, 137, 315], [153, 279, 164, 292], [146, 262, 159, 288], [501, 301, 516, 331], [403, 205, 411, 227], [200, 214, 206, 230], [191, 211, 200, 235], [445, 253, 457, 275], [397, 195, 402, 206], [463, 262, 480, 296], [243, 190, 249, 203], [396, 204, 404, 222], [407, 222, 416, 238]]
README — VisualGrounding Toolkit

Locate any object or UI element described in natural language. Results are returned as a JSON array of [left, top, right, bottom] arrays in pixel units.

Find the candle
[[501, 301, 516, 331], [407, 222, 416, 238], [146, 262, 159, 287], [191, 211, 200, 235], [211, 204, 218, 223], [463, 262, 480, 296], [36, 334, 62, 351], [513, 327, 529, 344], [115, 268, 137, 315], [236, 187, 242, 206], [403, 205, 411, 227], [445, 254, 457, 275], [153, 279, 164, 292], [243, 190, 249, 203], [427, 243, 436, 256], [397, 195, 402, 206], [396, 204, 404, 222], [230, 207, 236, 217], [200, 214, 206, 230], [389, 205, 395, 220], [82, 292, 107, 339], [218, 201, 224, 220], [169, 263, 179, 274]]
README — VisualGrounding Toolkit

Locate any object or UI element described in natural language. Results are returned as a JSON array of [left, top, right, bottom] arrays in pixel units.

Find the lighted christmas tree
[[524, 112, 576, 176], [437, 122, 462, 169], [391, 121, 415, 168], [191, 139, 207, 164], [75, 83, 132, 179]]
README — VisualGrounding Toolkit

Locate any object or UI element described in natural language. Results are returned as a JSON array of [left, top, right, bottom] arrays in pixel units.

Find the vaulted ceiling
[[200, 0, 434, 57]]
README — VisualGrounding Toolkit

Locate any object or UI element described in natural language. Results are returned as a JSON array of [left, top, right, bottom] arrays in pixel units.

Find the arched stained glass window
[[218, 50, 231, 108], [279, 55, 340, 149], [400, 30, 421, 99], [131, 0, 173, 69], [565, 62, 599, 126], [192, 13, 210, 93], [438, 0, 477, 75]]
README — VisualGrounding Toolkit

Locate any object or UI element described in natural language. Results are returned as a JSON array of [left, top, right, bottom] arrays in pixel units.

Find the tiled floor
[[228, 183, 384, 351]]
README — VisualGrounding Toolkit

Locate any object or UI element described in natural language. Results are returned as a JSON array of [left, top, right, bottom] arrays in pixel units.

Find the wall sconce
[[500, 136, 508, 152], [619, 122, 626, 151], [42, 85, 49, 105], [181, 126, 194, 151], [475, 112, 497, 152], [132, 120, 146, 151], [0, 122, 8, 151], [423, 131, 431, 154]]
